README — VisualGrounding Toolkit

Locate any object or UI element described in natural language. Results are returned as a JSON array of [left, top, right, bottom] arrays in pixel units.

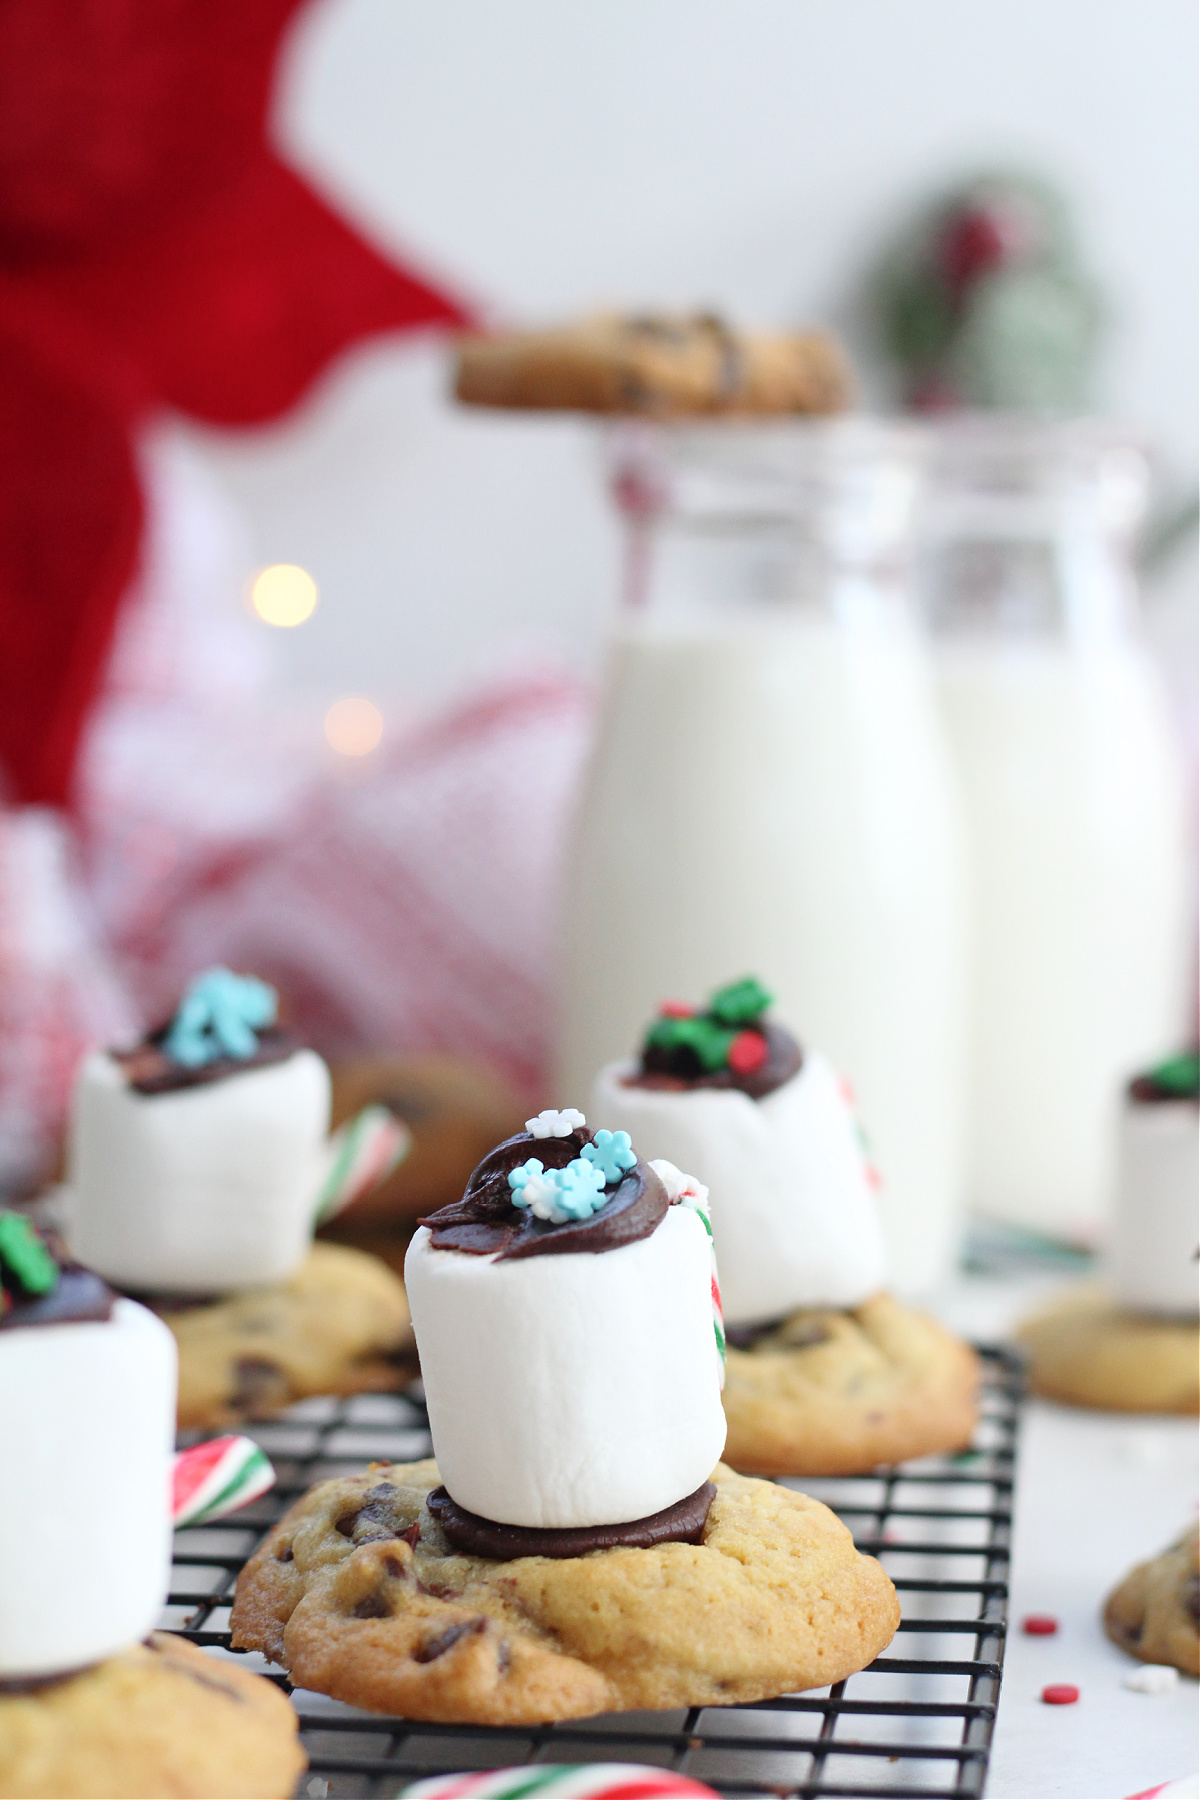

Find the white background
[[177, 0, 1198, 721]]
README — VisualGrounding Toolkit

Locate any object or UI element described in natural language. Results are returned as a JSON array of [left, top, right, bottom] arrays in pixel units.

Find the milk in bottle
[[924, 420, 1190, 1240], [556, 422, 969, 1293]]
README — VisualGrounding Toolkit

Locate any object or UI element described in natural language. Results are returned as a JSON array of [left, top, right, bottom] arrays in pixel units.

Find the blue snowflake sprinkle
[[582, 1128, 637, 1185]]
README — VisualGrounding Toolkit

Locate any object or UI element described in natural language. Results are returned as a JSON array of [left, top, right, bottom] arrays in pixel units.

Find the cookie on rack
[[231, 1107, 899, 1721], [455, 313, 850, 417], [233, 1457, 896, 1724], [1017, 1052, 1199, 1414], [161, 1240, 415, 1430], [0, 1634, 304, 1800], [590, 979, 980, 1474], [1103, 1527, 1200, 1676], [0, 1214, 304, 1799], [66, 967, 414, 1425]]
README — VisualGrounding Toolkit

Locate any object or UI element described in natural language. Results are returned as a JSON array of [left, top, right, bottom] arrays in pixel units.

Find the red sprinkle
[[1022, 1615, 1059, 1636], [658, 1001, 694, 1019], [1041, 1684, 1079, 1705], [728, 1030, 769, 1075]]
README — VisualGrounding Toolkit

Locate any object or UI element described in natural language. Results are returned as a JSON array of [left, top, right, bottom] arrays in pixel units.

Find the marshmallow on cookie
[[590, 977, 887, 1329], [405, 1108, 725, 1532], [0, 1213, 176, 1680], [1107, 1052, 1199, 1316], [69, 968, 332, 1294]]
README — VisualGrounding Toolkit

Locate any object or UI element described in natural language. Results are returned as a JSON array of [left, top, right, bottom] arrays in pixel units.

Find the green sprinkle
[[1147, 1051, 1200, 1099], [647, 1014, 736, 1071], [0, 1212, 59, 1296], [708, 975, 773, 1027]]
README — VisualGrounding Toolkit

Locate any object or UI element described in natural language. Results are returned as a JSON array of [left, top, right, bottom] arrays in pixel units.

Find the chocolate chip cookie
[[0, 1632, 304, 1799], [159, 1242, 415, 1430], [1016, 1288, 1199, 1413], [721, 1292, 981, 1476], [454, 314, 850, 417], [231, 1457, 899, 1723], [1104, 1528, 1200, 1675]]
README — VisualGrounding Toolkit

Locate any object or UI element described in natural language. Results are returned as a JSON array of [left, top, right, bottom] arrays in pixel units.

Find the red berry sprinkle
[[1041, 1684, 1079, 1705], [658, 1001, 695, 1019], [1022, 1615, 1059, 1636], [728, 1030, 769, 1075]]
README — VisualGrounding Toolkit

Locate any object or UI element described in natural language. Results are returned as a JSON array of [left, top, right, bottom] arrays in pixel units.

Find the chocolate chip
[[335, 1487, 405, 1545], [1184, 1574, 1200, 1623], [276, 1545, 294, 1563], [382, 1556, 405, 1579], [412, 1618, 487, 1663], [351, 1590, 391, 1619], [781, 1320, 833, 1350], [231, 1357, 288, 1416], [400, 1522, 421, 1549]]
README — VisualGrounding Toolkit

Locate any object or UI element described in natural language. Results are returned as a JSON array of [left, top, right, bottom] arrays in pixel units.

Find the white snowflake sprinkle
[[525, 1107, 586, 1138]]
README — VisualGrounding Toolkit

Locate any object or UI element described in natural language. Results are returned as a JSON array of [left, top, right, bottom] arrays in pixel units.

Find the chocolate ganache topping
[[114, 1025, 300, 1096], [425, 1479, 716, 1560], [0, 1213, 115, 1331], [624, 975, 802, 1101], [113, 966, 299, 1096], [419, 1121, 668, 1258]]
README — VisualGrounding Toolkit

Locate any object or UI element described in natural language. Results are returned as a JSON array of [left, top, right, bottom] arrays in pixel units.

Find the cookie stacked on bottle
[[591, 977, 980, 1474], [67, 967, 413, 1428], [231, 1105, 899, 1722]]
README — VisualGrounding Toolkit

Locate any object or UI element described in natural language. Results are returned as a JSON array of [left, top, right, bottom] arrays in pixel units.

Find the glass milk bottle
[[924, 418, 1190, 1243], [555, 421, 969, 1293]]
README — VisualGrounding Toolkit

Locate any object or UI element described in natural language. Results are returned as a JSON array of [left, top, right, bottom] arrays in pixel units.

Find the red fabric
[[0, 0, 470, 806]]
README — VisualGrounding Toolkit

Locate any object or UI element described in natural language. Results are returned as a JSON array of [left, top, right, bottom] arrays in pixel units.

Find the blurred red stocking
[[0, 0, 469, 807]]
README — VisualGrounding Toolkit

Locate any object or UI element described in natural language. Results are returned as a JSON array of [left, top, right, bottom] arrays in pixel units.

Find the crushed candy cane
[[173, 1435, 275, 1528]]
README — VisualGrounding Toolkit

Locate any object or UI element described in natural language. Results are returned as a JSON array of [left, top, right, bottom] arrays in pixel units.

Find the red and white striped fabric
[[0, 444, 594, 1192]]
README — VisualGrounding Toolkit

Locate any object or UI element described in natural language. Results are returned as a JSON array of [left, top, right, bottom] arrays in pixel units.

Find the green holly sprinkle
[[646, 1014, 737, 1072], [0, 1211, 59, 1297], [708, 976, 773, 1028], [1147, 1052, 1200, 1099]]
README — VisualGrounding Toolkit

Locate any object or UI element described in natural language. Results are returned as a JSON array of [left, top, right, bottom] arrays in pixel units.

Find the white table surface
[[929, 1271, 1199, 1800]]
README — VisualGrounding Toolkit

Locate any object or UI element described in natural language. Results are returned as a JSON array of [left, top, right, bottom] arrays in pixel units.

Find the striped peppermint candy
[[397, 1766, 719, 1799], [172, 1435, 274, 1528], [648, 1161, 724, 1389], [314, 1104, 412, 1224]]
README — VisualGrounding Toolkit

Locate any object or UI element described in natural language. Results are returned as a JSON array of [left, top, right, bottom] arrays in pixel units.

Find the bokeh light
[[250, 564, 318, 627], [325, 696, 383, 757]]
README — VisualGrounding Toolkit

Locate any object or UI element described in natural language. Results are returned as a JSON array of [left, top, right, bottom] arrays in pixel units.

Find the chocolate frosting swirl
[[112, 1025, 302, 1096], [629, 1019, 803, 1101], [0, 1263, 116, 1333], [419, 1128, 668, 1259], [425, 1479, 716, 1559]]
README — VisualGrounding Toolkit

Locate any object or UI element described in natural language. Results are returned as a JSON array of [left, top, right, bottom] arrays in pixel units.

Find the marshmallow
[[0, 1298, 177, 1679], [1108, 1095, 1199, 1315], [405, 1204, 726, 1529], [68, 1048, 332, 1293], [590, 1051, 887, 1327]]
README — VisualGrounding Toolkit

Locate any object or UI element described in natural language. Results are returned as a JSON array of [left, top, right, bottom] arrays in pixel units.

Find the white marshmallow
[[590, 1051, 887, 1327], [1108, 1097, 1199, 1315], [405, 1206, 726, 1529], [0, 1298, 176, 1678], [68, 1048, 332, 1294]]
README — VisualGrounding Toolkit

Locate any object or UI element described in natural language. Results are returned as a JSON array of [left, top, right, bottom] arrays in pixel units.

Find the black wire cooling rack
[[167, 1346, 1023, 1800]]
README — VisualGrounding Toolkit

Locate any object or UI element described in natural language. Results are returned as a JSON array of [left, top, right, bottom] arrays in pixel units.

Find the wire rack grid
[[167, 1346, 1022, 1800]]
